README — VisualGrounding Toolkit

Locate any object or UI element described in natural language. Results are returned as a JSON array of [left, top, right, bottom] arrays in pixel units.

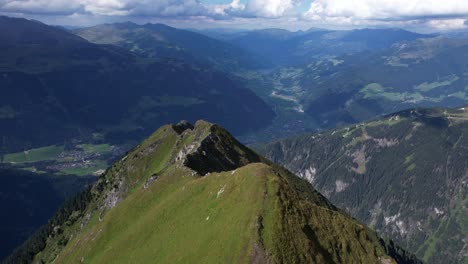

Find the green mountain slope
[[6, 121, 420, 264], [260, 107, 468, 263], [74, 22, 269, 71], [0, 16, 274, 152]]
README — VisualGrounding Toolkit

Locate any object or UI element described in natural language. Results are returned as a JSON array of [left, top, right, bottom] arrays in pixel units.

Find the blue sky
[[1, 0, 468, 32]]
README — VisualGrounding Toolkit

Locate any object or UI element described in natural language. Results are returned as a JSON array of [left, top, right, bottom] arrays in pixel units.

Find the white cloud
[[0, 0, 209, 17], [1, 0, 82, 15], [211, 0, 299, 18], [83, 0, 128, 16], [426, 18, 467, 31], [302, 0, 468, 31], [0, 0, 301, 19], [1, 0, 468, 31], [304, 0, 468, 21], [210, 0, 245, 16], [246, 0, 296, 18]]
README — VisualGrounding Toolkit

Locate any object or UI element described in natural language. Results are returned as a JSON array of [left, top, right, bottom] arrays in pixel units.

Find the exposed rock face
[[183, 123, 262, 175], [143, 174, 159, 189], [298, 166, 316, 184], [171, 120, 262, 175], [172, 120, 194, 135]]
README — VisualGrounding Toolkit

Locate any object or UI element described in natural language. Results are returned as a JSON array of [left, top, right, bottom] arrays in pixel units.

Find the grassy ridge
[[54, 164, 270, 263], [50, 162, 406, 264], [8, 121, 420, 264]]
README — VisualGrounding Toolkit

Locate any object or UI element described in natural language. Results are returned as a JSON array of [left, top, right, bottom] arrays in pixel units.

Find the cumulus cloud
[[246, 0, 297, 18], [426, 18, 467, 31], [210, 0, 244, 17], [83, 0, 129, 16], [302, 0, 468, 31], [0, 0, 302, 19], [1, 0, 468, 31], [1, 0, 82, 15], [304, 0, 468, 22], [211, 0, 300, 18], [1, 0, 210, 17]]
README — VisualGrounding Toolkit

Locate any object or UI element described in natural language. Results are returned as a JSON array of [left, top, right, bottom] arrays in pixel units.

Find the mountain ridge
[[74, 22, 270, 71], [5, 120, 421, 264], [202, 27, 428, 66]]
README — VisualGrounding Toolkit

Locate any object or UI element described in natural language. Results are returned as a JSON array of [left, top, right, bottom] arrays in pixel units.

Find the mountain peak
[[143, 22, 176, 30], [0, 15, 87, 47], [7, 121, 421, 264], [173, 120, 262, 175]]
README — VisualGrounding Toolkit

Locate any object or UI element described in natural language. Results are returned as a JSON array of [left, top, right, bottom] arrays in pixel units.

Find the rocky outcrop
[[176, 120, 262, 175]]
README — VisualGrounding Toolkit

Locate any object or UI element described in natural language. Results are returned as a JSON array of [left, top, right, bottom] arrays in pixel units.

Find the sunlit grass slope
[[8, 121, 420, 264]]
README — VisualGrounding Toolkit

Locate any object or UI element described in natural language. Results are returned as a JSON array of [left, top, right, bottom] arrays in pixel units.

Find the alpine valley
[[1, 9, 468, 264]]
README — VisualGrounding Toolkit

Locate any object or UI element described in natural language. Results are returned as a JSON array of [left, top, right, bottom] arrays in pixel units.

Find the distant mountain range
[[260, 107, 468, 263], [6, 121, 421, 264], [2, 15, 468, 263], [301, 36, 468, 127], [74, 22, 270, 71], [0, 16, 274, 152], [70, 23, 468, 140], [237, 35, 468, 142], [199, 28, 429, 66]]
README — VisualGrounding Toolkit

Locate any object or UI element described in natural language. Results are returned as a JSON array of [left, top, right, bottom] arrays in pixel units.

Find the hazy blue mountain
[[185, 27, 250, 40], [442, 30, 468, 39], [74, 22, 270, 71], [203, 28, 429, 66], [0, 16, 274, 152]]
